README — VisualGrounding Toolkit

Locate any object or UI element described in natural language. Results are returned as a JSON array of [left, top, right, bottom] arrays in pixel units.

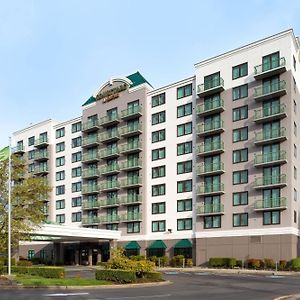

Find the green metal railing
[[197, 141, 224, 155], [34, 150, 49, 160], [197, 99, 224, 114], [121, 177, 142, 188], [254, 57, 286, 75], [197, 204, 224, 215], [82, 168, 99, 178], [82, 184, 100, 194], [254, 197, 287, 209], [120, 159, 142, 170], [254, 174, 286, 187], [99, 147, 120, 159], [197, 77, 224, 94], [100, 181, 120, 190], [82, 152, 99, 162], [34, 164, 48, 174], [99, 164, 120, 175], [82, 135, 99, 146], [82, 119, 99, 131], [15, 145, 24, 153], [82, 200, 100, 209], [197, 162, 224, 175], [120, 195, 142, 205], [254, 150, 286, 165], [34, 137, 48, 147], [99, 215, 120, 223], [197, 183, 224, 194], [82, 217, 100, 225], [197, 121, 224, 135], [99, 114, 119, 126], [255, 127, 286, 143], [254, 80, 286, 98], [120, 124, 142, 136], [254, 103, 286, 121], [121, 105, 142, 118], [120, 213, 142, 222], [99, 131, 120, 142], [119, 142, 142, 153], [99, 197, 120, 207]]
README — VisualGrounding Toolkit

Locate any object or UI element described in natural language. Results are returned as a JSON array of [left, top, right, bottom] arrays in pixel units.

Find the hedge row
[[209, 257, 237, 268], [95, 269, 136, 283], [11, 266, 65, 278]]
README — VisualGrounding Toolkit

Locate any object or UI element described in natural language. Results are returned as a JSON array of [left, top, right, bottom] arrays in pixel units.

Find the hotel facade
[[14, 29, 300, 265]]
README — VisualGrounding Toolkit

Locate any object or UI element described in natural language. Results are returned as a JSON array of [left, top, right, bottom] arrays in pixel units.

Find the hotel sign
[[96, 83, 127, 103]]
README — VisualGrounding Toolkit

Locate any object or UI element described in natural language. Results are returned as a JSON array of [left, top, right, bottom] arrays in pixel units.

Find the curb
[[273, 296, 300, 300]]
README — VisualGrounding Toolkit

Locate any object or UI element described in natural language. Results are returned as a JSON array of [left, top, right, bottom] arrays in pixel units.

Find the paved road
[[2, 271, 300, 300]]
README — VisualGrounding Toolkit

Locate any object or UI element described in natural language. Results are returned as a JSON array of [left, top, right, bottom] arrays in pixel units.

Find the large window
[[177, 160, 192, 174], [177, 84, 192, 99], [28, 136, 35, 146], [72, 151, 81, 162], [72, 182, 82, 192], [72, 197, 82, 207], [232, 105, 248, 121], [233, 127, 248, 142], [233, 191, 248, 206], [177, 218, 192, 231], [152, 147, 166, 161], [56, 156, 65, 167], [72, 137, 82, 148], [233, 213, 248, 227], [56, 199, 65, 210], [56, 214, 65, 224], [152, 129, 166, 143], [56, 171, 65, 181], [72, 122, 82, 133], [72, 167, 82, 178], [152, 202, 166, 214], [233, 148, 248, 163], [127, 222, 140, 233], [177, 198, 192, 212], [56, 185, 65, 195], [152, 165, 166, 178], [177, 103, 192, 118], [177, 141, 192, 156], [204, 215, 221, 229], [232, 84, 248, 100], [232, 62, 248, 79], [152, 93, 165, 107], [72, 212, 82, 222], [152, 111, 166, 125], [177, 122, 192, 137], [233, 170, 248, 185], [56, 142, 65, 153], [152, 220, 166, 232], [152, 184, 166, 196], [177, 180, 192, 193], [56, 127, 65, 139], [263, 210, 280, 225]]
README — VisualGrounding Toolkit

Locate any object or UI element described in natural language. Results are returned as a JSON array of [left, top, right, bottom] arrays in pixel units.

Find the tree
[[0, 154, 51, 253]]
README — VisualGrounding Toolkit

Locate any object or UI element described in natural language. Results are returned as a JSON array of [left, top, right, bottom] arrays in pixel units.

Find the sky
[[1, 0, 300, 147]]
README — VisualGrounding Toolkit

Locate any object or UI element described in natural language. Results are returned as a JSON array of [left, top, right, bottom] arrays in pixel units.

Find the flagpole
[[8, 137, 11, 276]]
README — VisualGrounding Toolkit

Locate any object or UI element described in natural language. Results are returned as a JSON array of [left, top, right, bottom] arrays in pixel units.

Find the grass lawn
[[15, 275, 112, 286]]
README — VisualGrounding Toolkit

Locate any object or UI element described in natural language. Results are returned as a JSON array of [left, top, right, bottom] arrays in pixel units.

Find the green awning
[[124, 241, 141, 250], [174, 239, 192, 249], [148, 240, 167, 250]]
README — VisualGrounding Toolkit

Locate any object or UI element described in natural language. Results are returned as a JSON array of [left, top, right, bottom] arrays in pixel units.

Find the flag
[[0, 146, 9, 161]]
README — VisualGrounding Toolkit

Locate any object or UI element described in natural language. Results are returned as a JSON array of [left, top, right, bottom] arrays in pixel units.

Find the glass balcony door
[[263, 98, 280, 117], [262, 52, 280, 72], [263, 166, 280, 184], [263, 188, 280, 207], [263, 121, 280, 139], [263, 76, 279, 94]]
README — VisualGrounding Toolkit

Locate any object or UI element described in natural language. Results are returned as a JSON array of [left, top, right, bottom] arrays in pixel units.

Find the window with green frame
[[177, 122, 192, 137], [152, 220, 166, 232], [152, 111, 166, 125], [233, 213, 248, 227], [263, 210, 280, 225], [177, 218, 192, 231], [232, 84, 248, 100], [56, 127, 65, 138], [72, 151, 81, 162], [177, 180, 192, 193], [152, 93, 165, 107], [233, 148, 248, 163], [56, 214, 65, 224], [152, 184, 166, 196], [56, 156, 65, 167], [27, 250, 35, 260], [232, 62, 248, 79], [177, 84, 192, 99], [232, 105, 248, 121], [177, 160, 192, 174], [72, 182, 82, 192], [72, 122, 82, 133], [177, 103, 192, 118], [152, 202, 166, 214], [233, 127, 248, 142], [72, 167, 81, 178], [152, 165, 166, 178], [177, 198, 192, 212], [177, 141, 192, 156], [56, 199, 65, 210], [56, 142, 65, 153], [233, 170, 248, 185], [204, 215, 221, 229], [56, 171, 65, 181], [152, 147, 166, 161], [152, 129, 166, 143], [72, 212, 82, 222], [233, 191, 248, 206], [127, 222, 140, 233], [72, 196, 82, 207]]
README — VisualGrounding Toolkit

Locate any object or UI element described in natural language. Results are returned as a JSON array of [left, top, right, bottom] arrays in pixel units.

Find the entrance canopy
[[31, 224, 121, 242], [148, 240, 167, 249], [124, 241, 141, 250], [174, 239, 192, 249]]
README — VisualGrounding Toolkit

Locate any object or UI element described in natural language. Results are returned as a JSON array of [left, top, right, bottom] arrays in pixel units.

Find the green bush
[[279, 260, 287, 270], [12, 266, 64, 278], [95, 269, 136, 283], [30, 257, 42, 265], [148, 256, 158, 265], [96, 261, 108, 267], [17, 260, 33, 267], [236, 260, 243, 268], [246, 259, 263, 269], [185, 258, 193, 267], [264, 258, 275, 269], [227, 258, 237, 268], [158, 256, 169, 267], [289, 258, 300, 271], [0, 265, 6, 274], [170, 255, 185, 267], [208, 257, 236, 268], [129, 255, 145, 261], [0, 257, 16, 266], [144, 271, 162, 281]]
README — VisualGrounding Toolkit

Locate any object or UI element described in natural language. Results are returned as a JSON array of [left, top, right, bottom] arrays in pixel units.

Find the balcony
[[82, 152, 100, 163], [120, 159, 142, 171], [253, 103, 287, 123], [197, 77, 224, 97], [34, 137, 49, 148], [99, 148, 120, 159], [196, 99, 225, 117], [254, 127, 287, 145], [197, 121, 224, 136], [34, 150, 49, 161], [254, 150, 287, 167], [82, 184, 100, 194], [196, 204, 224, 216], [14, 145, 25, 154], [121, 177, 142, 188], [119, 142, 142, 154], [100, 181, 120, 192], [99, 215, 120, 224], [254, 197, 287, 211], [120, 124, 142, 137], [99, 164, 120, 176], [121, 105, 142, 120], [82, 168, 99, 179], [82, 119, 100, 132], [197, 141, 224, 156], [99, 197, 120, 208], [82, 200, 100, 210], [197, 162, 225, 176], [99, 131, 120, 144], [120, 213, 142, 222], [33, 164, 49, 175], [254, 174, 287, 189], [82, 217, 100, 225], [120, 195, 142, 205], [254, 57, 286, 80], [99, 114, 120, 127], [42, 205, 49, 215], [82, 135, 100, 148], [253, 80, 287, 102], [197, 183, 225, 196]]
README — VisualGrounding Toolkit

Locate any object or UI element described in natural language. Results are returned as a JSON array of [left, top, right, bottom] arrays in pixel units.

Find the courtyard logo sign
[[96, 84, 127, 103]]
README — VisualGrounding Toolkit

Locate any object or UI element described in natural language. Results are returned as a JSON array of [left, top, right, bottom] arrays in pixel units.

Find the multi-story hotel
[[13, 29, 300, 265]]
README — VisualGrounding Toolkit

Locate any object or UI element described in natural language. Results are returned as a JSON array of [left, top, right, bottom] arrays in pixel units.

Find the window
[[56, 156, 65, 167], [127, 222, 140, 233], [56, 142, 65, 153], [72, 196, 82, 207], [152, 165, 166, 178], [177, 180, 192, 193], [107, 224, 119, 231], [28, 150, 35, 160], [152, 111, 166, 125], [294, 188, 298, 202], [263, 211, 280, 225], [177, 160, 192, 174], [56, 199, 65, 210], [294, 100, 297, 114], [295, 167, 297, 180], [56, 214, 65, 224], [177, 103, 192, 118], [233, 170, 248, 185], [294, 55, 296, 71], [56, 171, 65, 181], [293, 77, 297, 93], [204, 215, 221, 229], [177, 122, 192, 137], [28, 136, 35, 146], [28, 163, 35, 173], [72, 167, 81, 178], [72, 122, 82, 133], [233, 213, 248, 227], [294, 210, 297, 223], [27, 250, 35, 260], [72, 137, 82, 148], [232, 84, 248, 100], [152, 184, 166, 196], [233, 191, 248, 206], [152, 93, 165, 107], [56, 185, 65, 195], [294, 144, 297, 158], [177, 84, 192, 99], [177, 141, 192, 156], [233, 148, 248, 163], [56, 128, 65, 138], [152, 129, 165, 143], [233, 127, 248, 142], [177, 198, 192, 212], [232, 62, 248, 79], [177, 218, 192, 231], [152, 202, 166, 214], [152, 220, 166, 232], [72, 212, 82, 222], [72, 182, 82, 192], [232, 105, 248, 121], [294, 122, 297, 136], [72, 152, 81, 162], [152, 147, 166, 161]]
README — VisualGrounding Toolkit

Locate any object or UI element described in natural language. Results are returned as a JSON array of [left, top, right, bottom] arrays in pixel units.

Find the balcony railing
[[82, 217, 100, 225], [253, 80, 287, 101], [120, 213, 142, 222], [82, 119, 100, 132], [196, 99, 225, 116], [254, 103, 286, 123], [33, 164, 49, 175], [254, 150, 287, 167], [34, 137, 49, 148], [254, 197, 287, 211], [82, 200, 100, 209], [34, 150, 49, 161], [121, 177, 142, 188], [99, 215, 120, 224], [82, 168, 99, 179], [14, 145, 25, 154], [99, 131, 120, 143], [254, 174, 287, 189], [82, 184, 100, 194], [82, 152, 99, 163], [197, 204, 224, 216], [82, 135, 99, 147], [119, 142, 142, 154], [254, 57, 286, 80], [99, 114, 120, 127], [120, 124, 142, 137], [121, 105, 142, 119], [197, 121, 224, 136], [254, 127, 286, 145], [99, 197, 120, 207], [197, 162, 224, 176], [197, 141, 224, 156], [99, 148, 120, 159], [120, 159, 142, 171], [99, 164, 120, 175], [120, 195, 142, 205], [100, 181, 120, 191], [197, 77, 224, 97], [197, 183, 225, 195]]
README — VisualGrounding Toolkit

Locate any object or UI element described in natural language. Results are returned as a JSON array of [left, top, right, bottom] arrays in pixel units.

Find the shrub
[[289, 258, 300, 271], [236, 260, 243, 268], [12, 266, 64, 278], [144, 271, 162, 281], [17, 260, 33, 267], [227, 258, 237, 268], [246, 259, 262, 269], [185, 258, 193, 267], [129, 255, 145, 261], [158, 256, 169, 267], [148, 256, 158, 265], [0, 265, 6, 275], [208, 258, 236, 268], [170, 255, 185, 267], [279, 260, 287, 271], [0, 257, 16, 266], [30, 257, 42, 265], [95, 269, 136, 283], [96, 261, 108, 267], [264, 258, 275, 269]]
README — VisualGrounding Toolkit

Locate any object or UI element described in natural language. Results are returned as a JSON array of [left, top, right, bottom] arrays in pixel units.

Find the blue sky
[[1, 0, 300, 147]]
